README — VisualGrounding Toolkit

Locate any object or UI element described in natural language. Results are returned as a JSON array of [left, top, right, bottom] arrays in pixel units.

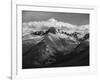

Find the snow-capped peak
[[47, 18, 58, 22]]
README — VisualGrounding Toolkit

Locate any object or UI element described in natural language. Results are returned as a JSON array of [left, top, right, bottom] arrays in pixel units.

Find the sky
[[22, 11, 89, 25]]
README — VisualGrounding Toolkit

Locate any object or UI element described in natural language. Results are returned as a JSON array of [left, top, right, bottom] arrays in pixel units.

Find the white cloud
[[22, 18, 89, 36]]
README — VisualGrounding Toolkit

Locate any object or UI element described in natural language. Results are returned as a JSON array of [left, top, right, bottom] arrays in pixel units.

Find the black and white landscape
[[22, 11, 89, 69]]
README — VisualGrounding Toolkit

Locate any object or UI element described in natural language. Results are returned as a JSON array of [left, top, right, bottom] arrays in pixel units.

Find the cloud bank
[[22, 18, 89, 36]]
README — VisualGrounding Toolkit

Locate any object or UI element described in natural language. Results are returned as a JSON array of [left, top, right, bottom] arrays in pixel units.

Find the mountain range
[[22, 19, 89, 69]]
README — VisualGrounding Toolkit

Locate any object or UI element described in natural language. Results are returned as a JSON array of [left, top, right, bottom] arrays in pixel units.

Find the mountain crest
[[48, 18, 58, 23]]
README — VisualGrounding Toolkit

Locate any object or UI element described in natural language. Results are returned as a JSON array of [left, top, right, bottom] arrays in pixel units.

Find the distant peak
[[48, 18, 58, 22]]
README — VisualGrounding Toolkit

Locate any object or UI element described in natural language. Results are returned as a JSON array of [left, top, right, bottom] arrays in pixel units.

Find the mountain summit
[[48, 18, 58, 22]]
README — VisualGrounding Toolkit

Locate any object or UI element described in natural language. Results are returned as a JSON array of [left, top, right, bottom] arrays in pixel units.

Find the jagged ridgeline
[[22, 18, 89, 68]]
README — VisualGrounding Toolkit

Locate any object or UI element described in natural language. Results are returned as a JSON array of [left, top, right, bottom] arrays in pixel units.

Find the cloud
[[22, 18, 89, 36]]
